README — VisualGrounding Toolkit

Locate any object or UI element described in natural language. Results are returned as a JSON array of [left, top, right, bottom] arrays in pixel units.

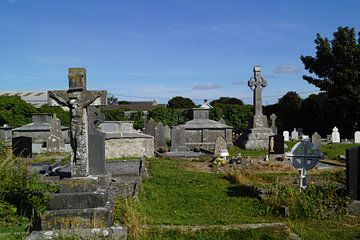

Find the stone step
[[54, 177, 101, 193], [48, 190, 108, 210], [41, 204, 114, 230]]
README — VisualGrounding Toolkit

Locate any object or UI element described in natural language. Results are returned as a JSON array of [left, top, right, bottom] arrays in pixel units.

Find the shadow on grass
[[226, 185, 261, 198]]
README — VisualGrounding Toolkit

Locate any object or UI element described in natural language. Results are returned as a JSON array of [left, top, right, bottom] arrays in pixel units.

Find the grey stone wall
[[105, 138, 154, 159]]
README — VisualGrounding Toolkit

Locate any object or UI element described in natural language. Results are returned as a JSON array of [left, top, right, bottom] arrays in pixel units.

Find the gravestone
[[291, 128, 299, 141], [354, 131, 360, 144], [154, 121, 166, 150], [268, 135, 284, 154], [46, 116, 65, 152], [214, 136, 228, 157], [270, 114, 277, 135], [311, 132, 321, 147], [144, 118, 156, 137], [331, 126, 340, 143], [164, 125, 171, 142], [0, 124, 12, 147], [283, 131, 290, 141], [170, 126, 187, 152], [48, 67, 107, 177], [12, 136, 32, 158], [242, 66, 273, 149], [346, 146, 360, 200]]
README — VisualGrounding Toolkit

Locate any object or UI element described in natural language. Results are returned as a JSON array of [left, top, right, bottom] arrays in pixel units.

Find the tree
[[101, 109, 127, 121], [209, 107, 223, 121], [300, 26, 360, 136], [223, 105, 252, 133], [129, 111, 145, 130], [167, 96, 195, 109], [148, 107, 186, 126], [0, 96, 37, 127], [210, 97, 244, 108]]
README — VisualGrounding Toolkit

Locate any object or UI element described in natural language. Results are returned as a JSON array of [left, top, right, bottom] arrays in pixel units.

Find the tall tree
[[0, 96, 37, 127], [300, 26, 360, 136], [167, 96, 196, 109]]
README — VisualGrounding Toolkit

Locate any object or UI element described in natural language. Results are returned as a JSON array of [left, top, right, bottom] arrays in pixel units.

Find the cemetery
[[1, 2, 360, 239]]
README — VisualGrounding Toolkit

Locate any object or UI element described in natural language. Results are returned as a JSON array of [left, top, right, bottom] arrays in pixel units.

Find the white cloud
[[273, 65, 301, 74], [192, 84, 223, 90]]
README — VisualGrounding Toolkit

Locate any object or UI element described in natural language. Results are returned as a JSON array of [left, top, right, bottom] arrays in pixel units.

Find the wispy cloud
[[193, 84, 223, 90], [273, 65, 301, 74]]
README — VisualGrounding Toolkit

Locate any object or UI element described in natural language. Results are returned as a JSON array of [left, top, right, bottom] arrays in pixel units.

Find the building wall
[[185, 128, 233, 149], [105, 138, 154, 159]]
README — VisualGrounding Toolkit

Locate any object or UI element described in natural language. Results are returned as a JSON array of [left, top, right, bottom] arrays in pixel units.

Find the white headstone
[[283, 131, 290, 141], [355, 131, 360, 144], [331, 127, 340, 143], [291, 128, 299, 141]]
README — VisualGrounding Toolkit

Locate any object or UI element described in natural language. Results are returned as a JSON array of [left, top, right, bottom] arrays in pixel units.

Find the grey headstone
[[154, 122, 166, 150], [355, 131, 360, 144], [291, 128, 299, 141], [331, 126, 340, 143], [46, 116, 65, 152], [311, 132, 321, 147], [88, 106, 106, 175], [283, 131, 290, 141], [12, 136, 32, 158], [214, 136, 228, 157], [170, 126, 187, 152], [144, 118, 156, 137]]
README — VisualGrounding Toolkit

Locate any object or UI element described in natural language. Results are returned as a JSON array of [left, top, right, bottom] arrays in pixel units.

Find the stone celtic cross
[[248, 65, 267, 116], [48, 68, 107, 177]]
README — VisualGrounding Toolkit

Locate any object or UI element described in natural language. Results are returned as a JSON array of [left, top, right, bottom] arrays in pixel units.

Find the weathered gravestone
[[46, 116, 65, 152], [283, 131, 290, 141], [268, 135, 284, 154], [0, 124, 12, 147], [12, 136, 32, 158], [242, 66, 273, 149], [331, 126, 340, 143], [291, 128, 299, 141], [144, 118, 156, 137], [214, 136, 228, 157], [48, 68, 107, 177], [311, 132, 321, 147], [270, 114, 278, 135], [154, 121, 166, 150], [170, 126, 188, 152], [354, 131, 360, 144]]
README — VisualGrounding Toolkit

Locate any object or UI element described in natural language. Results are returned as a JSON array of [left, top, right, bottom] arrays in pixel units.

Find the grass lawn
[[320, 143, 360, 160]]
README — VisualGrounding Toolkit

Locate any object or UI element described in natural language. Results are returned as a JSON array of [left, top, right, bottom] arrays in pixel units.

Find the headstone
[[46, 116, 65, 152], [88, 106, 106, 175], [0, 124, 12, 147], [154, 122, 166, 150], [164, 125, 171, 142], [283, 131, 290, 141], [12, 136, 32, 158], [144, 118, 156, 137], [311, 132, 321, 147], [354, 131, 360, 144], [269, 114, 278, 135], [346, 146, 360, 200], [331, 126, 340, 143], [291, 128, 299, 141], [48, 67, 107, 177], [214, 136, 228, 157], [268, 135, 284, 154], [170, 126, 187, 152]]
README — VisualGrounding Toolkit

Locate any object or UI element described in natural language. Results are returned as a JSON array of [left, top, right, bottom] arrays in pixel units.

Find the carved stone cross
[[48, 68, 107, 177], [248, 65, 267, 116], [270, 114, 277, 127]]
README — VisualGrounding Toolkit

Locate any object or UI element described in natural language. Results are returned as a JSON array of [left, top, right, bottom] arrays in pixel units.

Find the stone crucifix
[[48, 68, 107, 177], [248, 65, 267, 116]]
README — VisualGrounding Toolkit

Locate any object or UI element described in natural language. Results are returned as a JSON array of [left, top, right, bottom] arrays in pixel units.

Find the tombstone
[[46, 116, 65, 152], [268, 135, 284, 154], [48, 67, 107, 177], [0, 124, 12, 147], [331, 127, 340, 143], [283, 131, 290, 141], [354, 131, 360, 144], [269, 114, 278, 135], [214, 136, 228, 157], [12, 136, 32, 158], [170, 126, 187, 152], [346, 146, 360, 200], [311, 132, 321, 147], [154, 122, 166, 150], [144, 118, 156, 137], [291, 128, 299, 141], [164, 125, 171, 142]]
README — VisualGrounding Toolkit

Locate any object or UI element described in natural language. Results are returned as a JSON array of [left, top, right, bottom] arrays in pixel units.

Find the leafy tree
[[0, 96, 37, 127], [300, 26, 360, 136], [101, 109, 127, 121], [167, 96, 196, 109], [209, 107, 223, 121], [148, 107, 185, 126], [129, 111, 145, 130], [38, 105, 70, 127], [210, 97, 244, 109], [223, 105, 252, 133]]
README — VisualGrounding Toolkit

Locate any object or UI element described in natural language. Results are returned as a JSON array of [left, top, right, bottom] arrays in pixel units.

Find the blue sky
[[0, 0, 360, 105]]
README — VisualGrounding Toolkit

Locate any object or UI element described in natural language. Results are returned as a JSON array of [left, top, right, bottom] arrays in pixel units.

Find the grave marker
[[331, 126, 340, 143], [283, 131, 290, 141]]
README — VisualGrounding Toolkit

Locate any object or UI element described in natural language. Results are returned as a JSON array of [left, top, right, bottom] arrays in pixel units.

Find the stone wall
[[105, 138, 154, 159]]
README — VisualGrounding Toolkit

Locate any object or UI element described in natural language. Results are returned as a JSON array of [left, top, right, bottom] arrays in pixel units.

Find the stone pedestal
[[244, 127, 273, 150]]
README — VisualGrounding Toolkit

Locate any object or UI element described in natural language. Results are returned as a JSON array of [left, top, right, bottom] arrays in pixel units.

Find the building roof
[[180, 119, 232, 129], [13, 123, 68, 132], [0, 91, 48, 107]]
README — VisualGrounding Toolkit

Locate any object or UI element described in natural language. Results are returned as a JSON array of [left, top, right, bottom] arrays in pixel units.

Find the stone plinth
[[244, 127, 273, 149]]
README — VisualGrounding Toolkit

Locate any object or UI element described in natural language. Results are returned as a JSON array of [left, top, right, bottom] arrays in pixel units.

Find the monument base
[[243, 127, 274, 150]]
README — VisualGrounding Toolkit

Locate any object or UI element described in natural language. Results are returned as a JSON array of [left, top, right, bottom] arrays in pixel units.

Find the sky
[[0, 0, 360, 105]]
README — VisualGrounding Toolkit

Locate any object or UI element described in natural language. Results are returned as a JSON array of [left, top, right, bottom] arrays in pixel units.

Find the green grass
[[138, 158, 271, 225], [320, 143, 360, 160]]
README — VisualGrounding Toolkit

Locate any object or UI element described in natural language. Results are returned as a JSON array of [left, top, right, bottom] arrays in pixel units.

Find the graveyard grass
[[115, 157, 360, 239]]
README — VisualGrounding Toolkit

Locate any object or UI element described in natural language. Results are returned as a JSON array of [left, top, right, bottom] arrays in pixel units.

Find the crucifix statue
[[48, 68, 107, 177], [248, 65, 267, 116]]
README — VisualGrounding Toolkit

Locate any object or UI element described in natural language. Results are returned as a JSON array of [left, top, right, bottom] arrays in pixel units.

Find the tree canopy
[[300, 26, 360, 136], [167, 96, 196, 109], [0, 96, 37, 127], [210, 97, 244, 109]]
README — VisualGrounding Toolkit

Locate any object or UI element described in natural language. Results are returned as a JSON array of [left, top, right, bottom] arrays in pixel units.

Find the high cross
[[248, 65, 267, 115]]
